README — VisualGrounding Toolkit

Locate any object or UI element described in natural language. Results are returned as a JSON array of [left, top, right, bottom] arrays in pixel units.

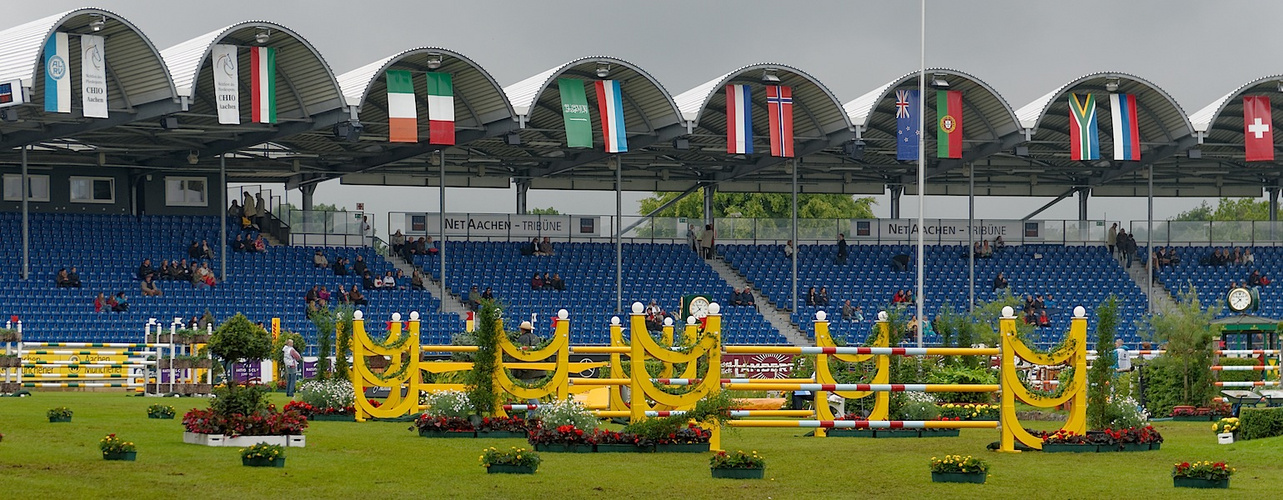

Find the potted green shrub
[[241, 442, 286, 467], [930, 454, 988, 484], [99, 434, 137, 461], [47, 407, 73, 423], [709, 450, 765, 479], [1172, 460, 1234, 489], [479, 446, 541, 474], [147, 404, 176, 420]]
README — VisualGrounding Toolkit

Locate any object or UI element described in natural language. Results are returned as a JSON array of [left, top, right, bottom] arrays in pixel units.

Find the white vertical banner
[[79, 34, 108, 118], [43, 32, 71, 113], [211, 44, 240, 125]]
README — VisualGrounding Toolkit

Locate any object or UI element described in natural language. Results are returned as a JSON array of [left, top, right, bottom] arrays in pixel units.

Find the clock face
[[689, 297, 710, 318], [1228, 287, 1252, 312]]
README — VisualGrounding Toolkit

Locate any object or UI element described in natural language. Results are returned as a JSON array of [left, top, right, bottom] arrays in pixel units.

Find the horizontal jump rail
[[1212, 365, 1279, 371], [21, 343, 165, 348], [23, 373, 131, 378], [1214, 381, 1282, 387], [24, 350, 151, 356], [724, 383, 999, 393], [22, 382, 143, 388], [22, 362, 152, 368], [724, 346, 999, 356], [728, 420, 999, 429]]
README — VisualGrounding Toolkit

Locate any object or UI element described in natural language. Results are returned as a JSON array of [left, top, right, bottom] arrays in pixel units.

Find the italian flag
[[426, 73, 454, 145], [250, 47, 276, 123], [386, 70, 417, 143]]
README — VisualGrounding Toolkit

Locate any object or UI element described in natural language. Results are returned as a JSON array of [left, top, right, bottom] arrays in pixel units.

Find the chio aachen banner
[[849, 219, 1041, 242], [404, 213, 601, 238]]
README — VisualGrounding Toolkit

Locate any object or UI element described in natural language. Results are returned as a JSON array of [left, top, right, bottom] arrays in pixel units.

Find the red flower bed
[[410, 414, 475, 433], [182, 404, 308, 437], [528, 424, 595, 445], [476, 415, 530, 433]]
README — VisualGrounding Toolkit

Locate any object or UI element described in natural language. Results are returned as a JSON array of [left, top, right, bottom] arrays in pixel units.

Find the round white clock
[[688, 296, 711, 318], [1227, 287, 1253, 312]]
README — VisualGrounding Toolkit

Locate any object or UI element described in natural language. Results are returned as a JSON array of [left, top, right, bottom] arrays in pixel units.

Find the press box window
[[70, 176, 115, 204], [3, 174, 50, 202], [166, 177, 208, 207]]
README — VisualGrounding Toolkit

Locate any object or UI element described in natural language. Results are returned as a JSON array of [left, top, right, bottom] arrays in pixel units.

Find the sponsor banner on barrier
[[850, 219, 1039, 242], [229, 359, 318, 383], [721, 353, 794, 379], [403, 213, 601, 237], [23, 352, 144, 379]]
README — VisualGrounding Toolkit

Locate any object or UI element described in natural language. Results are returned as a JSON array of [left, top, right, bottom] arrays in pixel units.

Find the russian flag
[[1110, 93, 1141, 161], [595, 80, 627, 153], [726, 84, 753, 154]]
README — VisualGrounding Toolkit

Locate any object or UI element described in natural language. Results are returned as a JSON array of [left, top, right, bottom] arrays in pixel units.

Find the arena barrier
[[348, 302, 1089, 452]]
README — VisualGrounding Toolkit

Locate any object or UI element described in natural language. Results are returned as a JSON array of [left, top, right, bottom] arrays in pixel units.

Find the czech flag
[[725, 84, 753, 154], [595, 80, 627, 153]]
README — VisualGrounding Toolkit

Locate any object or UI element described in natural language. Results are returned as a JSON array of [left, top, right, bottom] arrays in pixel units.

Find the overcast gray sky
[[10, 0, 1278, 225]]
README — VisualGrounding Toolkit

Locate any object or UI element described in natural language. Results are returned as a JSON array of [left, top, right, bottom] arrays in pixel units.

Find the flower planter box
[[920, 429, 962, 437], [1217, 432, 1235, 445], [1041, 443, 1098, 453], [874, 429, 922, 438], [1120, 443, 1150, 452], [711, 467, 765, 479], [826, 429, 876, 438], [487, 464, 536, 474], [596, 443, 655, 453], [418, 430, 477, 438], [477, 430, 528, 439], [931, 472, 986, 484], [242, 457, 286, 468], [1171, 415, 1212, 422], [147, 414, 175, 420], [102, 451, 136, 461], [1173, 477, 1229, 489], [1150, 442, 1161, 451], [183, 432, 305, 448], [533, 443, 594, 453], [48, 416, 72, 423], [654, 442, 710, 453], [309, 414, 356, 422]]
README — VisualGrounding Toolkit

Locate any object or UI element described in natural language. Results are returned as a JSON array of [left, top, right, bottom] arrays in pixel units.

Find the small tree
[[1139, 287, 1219, 415], [333, 305, 355, 378], [1087, 295, 1119, 430], [467, 300, 501, 416], [208, 313, 274, 386]]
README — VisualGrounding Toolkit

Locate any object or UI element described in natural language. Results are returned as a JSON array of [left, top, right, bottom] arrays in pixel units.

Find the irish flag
[[386, 70, 417, 143], [426, 73, 455, 145], [249, 47, 276, 123]]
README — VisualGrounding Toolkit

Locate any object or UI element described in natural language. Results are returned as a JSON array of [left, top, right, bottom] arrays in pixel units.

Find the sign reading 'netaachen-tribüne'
[[403, 213, 601, 238], [850, 219, 1040, 242]]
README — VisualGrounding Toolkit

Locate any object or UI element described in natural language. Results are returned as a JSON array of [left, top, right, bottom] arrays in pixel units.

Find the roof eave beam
[[714, 130, 853, 183], [926, 132, 1026, 179], [1092, 135, 1197, 186], [141, 108, 350, 168], [0, 99, 183, 149], [524, 124, 687, 178]]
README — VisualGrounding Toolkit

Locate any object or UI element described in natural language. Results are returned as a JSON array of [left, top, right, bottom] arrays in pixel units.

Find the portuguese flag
[[936, 90, 962, 158], [250, 47, 276, 124]]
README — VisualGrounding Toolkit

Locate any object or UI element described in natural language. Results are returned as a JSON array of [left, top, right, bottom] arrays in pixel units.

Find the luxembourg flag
[[725, 84, 753, 154], [250, 47, 276, 123], [1110, 93, 1140, 161], [595, 80, 627, 153]]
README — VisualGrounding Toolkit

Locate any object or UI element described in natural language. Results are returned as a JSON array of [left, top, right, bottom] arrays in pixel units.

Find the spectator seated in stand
[[170, 259, 189, 281], [110, 291, 129, 312], [992, 272, 1008, 291], [93, 292, 107, 313], [783, 240, 794, 258], [391, 230, 405, 255], [56, 268, 74, 288], [980, 240, 993, 258], [1248, 270, 1270, 288], [550, 274, 565, 291], [313, 250, 329, 268], [140, 275, 162, 297], [137, 258, 156, 281], [481, 287, 495, 300], [994, 235, 1006, 252], [200, 239, 215, 260], [251, 235, 266, 253], [467, 285, 482, 310], [806, 286, 818, 306], [67, 266, 82, 287], [644, 300, 666, 332], [188, 240, 201, 260], [739, 288, 755, 306], [353, 255, 368, 277], [349, 286, 368, 306], [531, 273, 544, 290], [411, 270, 426, 290], [333, 285, 350, 304], [1244, 248, 1255, 266], [521, 238, 537, 256], [539, 237, 555, 256], [305, 285, 320, 308], [729, 288, 745, 306], [424, 236, 439, 255], [542, 273, 556, 290], [318, 285, 331, 305], [363, 272, 379, 290], [332, 257, 348, 276], [817, 286, 831, 306]]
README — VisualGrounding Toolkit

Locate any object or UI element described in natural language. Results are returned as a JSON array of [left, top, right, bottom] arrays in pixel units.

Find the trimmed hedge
[[1217, 357, 1264, 383], [1238, 407, 1283, 440]]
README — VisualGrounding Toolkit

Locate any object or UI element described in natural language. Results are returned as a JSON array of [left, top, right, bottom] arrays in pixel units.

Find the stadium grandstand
[[4, 7, 1283, 357]]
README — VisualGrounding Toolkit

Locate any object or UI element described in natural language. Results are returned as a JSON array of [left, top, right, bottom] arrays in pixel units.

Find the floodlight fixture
[[930, 73, 949, 88], [596, 62, 611, 78], [89, 14, 106, 32], [426, 54, 443, 70], [255, 28, 271, 45], [1105, 78, 1120, 92], [761, 69, 781, 83]]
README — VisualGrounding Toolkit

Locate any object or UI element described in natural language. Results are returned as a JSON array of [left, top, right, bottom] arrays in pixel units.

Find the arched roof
[[842, 68, 1021, 170], [1016, 72, 1192, 141], [1190, 75, 1283, 138], [674, 62, 853, 143], [503, 56, 683, 133], [161, 21, 346, 118], [338, 47, 514, 138]]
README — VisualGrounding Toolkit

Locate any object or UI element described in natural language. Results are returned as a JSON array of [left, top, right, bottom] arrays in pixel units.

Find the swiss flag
[[1244, 96, 1274, 162]]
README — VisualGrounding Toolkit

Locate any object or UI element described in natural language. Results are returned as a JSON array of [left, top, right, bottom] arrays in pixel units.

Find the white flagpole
[[916, 0, 926, 348]]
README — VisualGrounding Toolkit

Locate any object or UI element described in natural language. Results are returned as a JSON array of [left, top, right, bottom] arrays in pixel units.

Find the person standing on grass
[[282, 339, 303, 397]]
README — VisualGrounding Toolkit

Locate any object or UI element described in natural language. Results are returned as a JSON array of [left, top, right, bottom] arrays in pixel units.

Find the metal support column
[[516, 181, 529, 215], [702, 185, 715, 227], [890, 185, 902, 219], [21, 146, 29, 280], [1147, 165, 1154, 314], [968, 164, 975, 312], [1270, 187, 1279, 240], [1078, 188, 1089, 241], [220, 155, 227, 281], [791, 160, 798, 311], [615, 156, 623, 313], [300, 184, 316, 211], [439, 150, 447, 313], [915, 1, 926, 348]]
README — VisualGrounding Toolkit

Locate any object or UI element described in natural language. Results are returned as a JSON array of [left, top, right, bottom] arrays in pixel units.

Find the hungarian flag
[[249, 47, 276, 123], [725, 84, 753, 154], [1244, 95, 1274, 162], [1068, 93, 1099, 161], [937, 90, 962, 158], [386, 70, 417, 143], [1110, 93, 1141, 161], [766, 85, 793, 157], [595, 79, 627, 153], [425, 73, 454, 145]]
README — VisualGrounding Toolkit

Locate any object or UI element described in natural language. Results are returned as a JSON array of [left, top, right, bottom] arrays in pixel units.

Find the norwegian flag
[[766, 85, 793, 157]]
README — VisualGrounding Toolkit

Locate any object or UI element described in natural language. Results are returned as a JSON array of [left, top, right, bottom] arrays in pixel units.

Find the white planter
[[1217, 432, 1234, 445], [182, 432, 304, 448]]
